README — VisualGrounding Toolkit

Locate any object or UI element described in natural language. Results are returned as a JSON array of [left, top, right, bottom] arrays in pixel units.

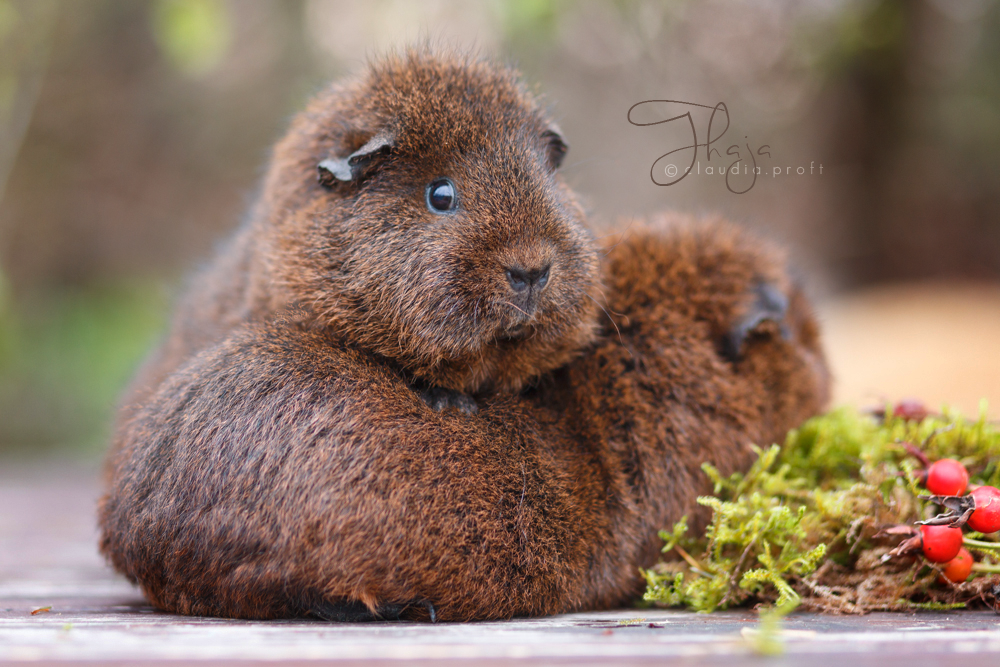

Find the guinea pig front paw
[[310, 599, 437, 622], [722, 280, 791, 362], [420, 386, 479, 414]]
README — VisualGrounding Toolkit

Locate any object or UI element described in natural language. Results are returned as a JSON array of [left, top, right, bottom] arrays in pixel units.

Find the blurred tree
[[820, 0, 1000, 285], [151, 0, 233, 77], [0, 0, 56, 221], [0, 0, 305, 454]]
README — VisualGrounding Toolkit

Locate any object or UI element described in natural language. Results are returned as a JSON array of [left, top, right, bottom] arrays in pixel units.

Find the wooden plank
[[3, 463, 1000, 665]]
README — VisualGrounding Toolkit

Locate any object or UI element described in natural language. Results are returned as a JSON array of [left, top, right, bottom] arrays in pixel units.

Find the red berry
[[940, 548, 974, 584], [967, 486, 1000, 534], [893, 400, 929, 421], [920, 524, 963, 563], [926, 459, 969, 497]]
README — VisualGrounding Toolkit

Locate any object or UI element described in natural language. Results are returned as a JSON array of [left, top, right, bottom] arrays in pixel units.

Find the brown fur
[[99, 50, 830, 622]]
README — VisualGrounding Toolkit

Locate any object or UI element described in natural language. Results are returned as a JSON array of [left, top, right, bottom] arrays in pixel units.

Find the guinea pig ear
[[317, 130, 395, 187], [722, 280, 792, 362], [542, 127, 568, 170]]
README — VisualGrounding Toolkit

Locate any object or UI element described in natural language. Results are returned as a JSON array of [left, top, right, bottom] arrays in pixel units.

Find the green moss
[[644, 405, 1000, 613]]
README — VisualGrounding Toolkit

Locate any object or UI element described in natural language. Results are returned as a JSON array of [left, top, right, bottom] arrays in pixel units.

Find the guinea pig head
[[603, 217, 831, 444], [258, 50, 599, 394]]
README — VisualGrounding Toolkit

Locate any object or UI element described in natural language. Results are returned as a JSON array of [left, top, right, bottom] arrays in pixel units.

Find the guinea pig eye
[[426, 178, 458, 213]]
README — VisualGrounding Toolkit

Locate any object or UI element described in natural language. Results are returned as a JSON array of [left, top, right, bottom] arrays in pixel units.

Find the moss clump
[[643, 405, 1000, 614]]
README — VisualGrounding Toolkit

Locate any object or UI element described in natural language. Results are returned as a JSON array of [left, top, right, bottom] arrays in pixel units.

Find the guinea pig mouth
[[497, 321, 535, 342]]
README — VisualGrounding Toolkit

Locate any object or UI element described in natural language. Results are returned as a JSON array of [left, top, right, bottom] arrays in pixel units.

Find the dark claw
[[311, 599, 435, 623], [723, 281, 790, 362], [310, 600, 406, 622], [421, 386, 478, 414], [418, 599, 437, 623]]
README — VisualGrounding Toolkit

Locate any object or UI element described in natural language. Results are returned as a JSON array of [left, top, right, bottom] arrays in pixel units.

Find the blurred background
[[1, 0, 998, 460]]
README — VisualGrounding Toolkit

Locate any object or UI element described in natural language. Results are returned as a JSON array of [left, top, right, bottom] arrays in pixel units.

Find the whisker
[[501, 301, 530, 318], [591, 284, 627, 318], [600, 216, 638, 258], [586, 292, 626, 350]]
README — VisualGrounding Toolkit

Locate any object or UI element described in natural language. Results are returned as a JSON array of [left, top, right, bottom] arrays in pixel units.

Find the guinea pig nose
[[505, 265, 551, 293]]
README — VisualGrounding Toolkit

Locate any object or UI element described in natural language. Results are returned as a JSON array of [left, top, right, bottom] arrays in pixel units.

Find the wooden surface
[[4, 462, 1000, 666]]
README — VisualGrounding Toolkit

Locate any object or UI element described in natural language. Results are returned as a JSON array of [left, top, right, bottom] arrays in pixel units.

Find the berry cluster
[[883, 404, 1000, 583]]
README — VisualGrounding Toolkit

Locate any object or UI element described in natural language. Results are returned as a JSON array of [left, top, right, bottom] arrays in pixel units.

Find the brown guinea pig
[[121, 47, 599, 420], [98, 49, 830, 622]]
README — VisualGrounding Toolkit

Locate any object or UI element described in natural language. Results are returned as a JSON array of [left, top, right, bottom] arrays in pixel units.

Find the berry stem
[[971, 563, 1000, 574], [962, 537, 1000, 551]]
